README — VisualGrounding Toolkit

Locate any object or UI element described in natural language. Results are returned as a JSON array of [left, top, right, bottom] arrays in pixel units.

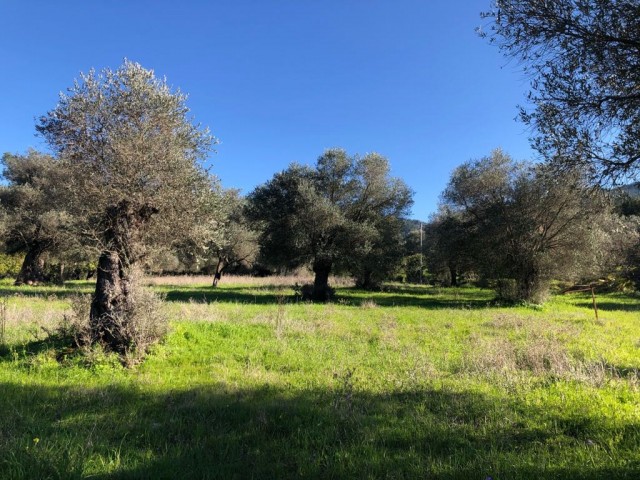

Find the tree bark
[[90, 250, 130, 350], [212, 258, 226, 287], [14, 242, 48, 286], [449, 264, 458, 287], [311, 259, 333, 301], [89, 200, 157, 351]]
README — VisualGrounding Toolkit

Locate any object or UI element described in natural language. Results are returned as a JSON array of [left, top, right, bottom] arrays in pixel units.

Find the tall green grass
[[0, 278, 638, 479]]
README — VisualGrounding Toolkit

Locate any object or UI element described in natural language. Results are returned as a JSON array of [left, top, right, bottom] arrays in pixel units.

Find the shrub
[[65, 270, 168, 365], [494, 278, 519, 303], [0, 254, 24, 278]]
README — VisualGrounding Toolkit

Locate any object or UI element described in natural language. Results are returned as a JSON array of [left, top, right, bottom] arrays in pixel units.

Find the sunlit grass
[[0, 278, 638, 479]]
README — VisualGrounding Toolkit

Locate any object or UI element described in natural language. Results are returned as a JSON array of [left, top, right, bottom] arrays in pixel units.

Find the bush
[[493, 277, 549, 304], [296, 283, 335, 302], [0, 253, 23, 278], [66, 270, 168, 365], [494, 278, 519, 303]]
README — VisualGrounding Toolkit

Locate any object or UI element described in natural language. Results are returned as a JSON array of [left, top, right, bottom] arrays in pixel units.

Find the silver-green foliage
[[0, 150, 74, 284], [36, 60, 215, 256], [247, 149, 413, 297], [36, 60, 216, 352], [441, 149, 630, 302]]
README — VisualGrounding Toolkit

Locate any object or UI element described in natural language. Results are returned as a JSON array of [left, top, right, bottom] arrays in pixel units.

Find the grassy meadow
[[0, 276, 638, 479]]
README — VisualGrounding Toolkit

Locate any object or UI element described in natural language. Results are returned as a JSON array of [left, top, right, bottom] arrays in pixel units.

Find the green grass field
[[0, 277, 638, 479]]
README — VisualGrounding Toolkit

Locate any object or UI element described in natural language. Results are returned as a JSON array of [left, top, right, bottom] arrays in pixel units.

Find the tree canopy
[[482, 0, 640, 183], [0, 150, 72, 285], [36, 60, 215, 354], [440, 149, 625, 302], [247, 149, 413, 300]]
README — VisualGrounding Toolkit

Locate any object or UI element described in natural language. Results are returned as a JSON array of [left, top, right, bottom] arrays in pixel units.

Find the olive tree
[[36, 61, 214, 353], [482, 0, 640, 183], [174, 188, 258, 285], [0, 150, 73, 285], [246, 149, 413, 300], [424, 209, 475, 287], [442, 149, 619, 302], [208, 190, 258, 286]]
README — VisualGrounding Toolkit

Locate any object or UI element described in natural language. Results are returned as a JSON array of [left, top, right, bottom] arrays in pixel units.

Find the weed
[[360, 299, 378, 309], [332, 368, 356, 420]]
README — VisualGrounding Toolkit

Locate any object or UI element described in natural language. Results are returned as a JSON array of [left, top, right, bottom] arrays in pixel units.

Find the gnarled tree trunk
[[90, 250, 131, 350], [89, 200, 157, 351], [311, 258, 333, 302], [212, 257, 226, 287], [14, 241, 49, 286]]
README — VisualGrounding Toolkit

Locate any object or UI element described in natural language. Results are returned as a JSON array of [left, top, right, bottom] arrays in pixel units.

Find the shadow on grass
[[163, 285, 288, 305], [0, 333, 75, 363], [574, 300, 640, 313], [0, 281, 95, 300], [343, 287, 494, 309], [2, 380, 637, 479], [162, 285, 495, 309]]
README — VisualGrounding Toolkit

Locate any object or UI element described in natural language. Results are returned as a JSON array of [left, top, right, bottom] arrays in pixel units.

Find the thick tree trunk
[[89, 200, 157, 351], [90, 250, 130, 350], [14, 243, 48, 286], [449, 264, 458, 287], [311, 259, 333, 301], [212, 258, 226, 287]]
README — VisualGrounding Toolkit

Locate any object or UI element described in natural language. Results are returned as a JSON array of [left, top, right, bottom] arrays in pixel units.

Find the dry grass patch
[[359, 299, 378, 309], [145, 274, 355, 288]]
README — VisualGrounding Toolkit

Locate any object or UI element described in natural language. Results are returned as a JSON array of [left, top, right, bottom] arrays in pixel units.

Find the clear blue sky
[[0, 0, 534, 219]]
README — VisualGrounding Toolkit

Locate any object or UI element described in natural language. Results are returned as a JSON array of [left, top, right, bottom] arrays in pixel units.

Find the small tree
[[425, 208, 481, 287], [350, 215, 406, 290], [176, 188, 258, 285], [209, 190, 258, 286], [247, 149, 413, 300], [36, 61, 214, 353], [0, 150, 72, 285]]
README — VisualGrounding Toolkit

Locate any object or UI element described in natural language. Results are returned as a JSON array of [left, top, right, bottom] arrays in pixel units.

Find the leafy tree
[[442, 149, 619, 302], [350, 215, 406, 290], [424, 209, 475, 287], [0, 150, 72, 285], [36, 61, 214, 353], [397, 220, 427, 284], [401, 253, 428, 284], [176, 188, 258, 285], [247, 149, 413, 300], [209, 190, 258, 286], [482, 0, 640, 183]]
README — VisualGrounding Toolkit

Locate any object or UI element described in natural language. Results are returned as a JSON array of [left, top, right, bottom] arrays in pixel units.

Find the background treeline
[[2, 145, 638, 304]]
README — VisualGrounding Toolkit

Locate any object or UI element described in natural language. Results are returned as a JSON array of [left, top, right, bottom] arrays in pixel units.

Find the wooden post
[[562, 284, 600, 321]]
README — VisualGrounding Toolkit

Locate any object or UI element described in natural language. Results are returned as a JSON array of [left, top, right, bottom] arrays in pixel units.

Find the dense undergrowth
[[0, 277, 638, 479]]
